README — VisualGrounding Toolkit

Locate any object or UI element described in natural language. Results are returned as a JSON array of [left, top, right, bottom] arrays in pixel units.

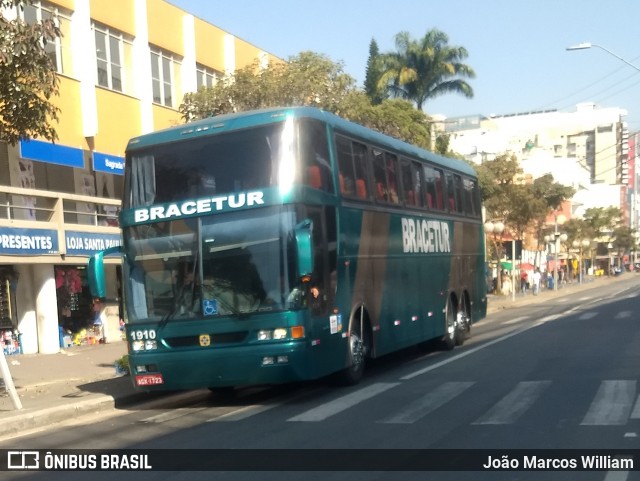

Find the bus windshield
[[124, 123, 284, 208], [123, 206, 301, 323]]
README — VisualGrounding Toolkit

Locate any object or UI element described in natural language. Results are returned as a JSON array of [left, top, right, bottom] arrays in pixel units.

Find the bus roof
[[127, 106, 477, 177]]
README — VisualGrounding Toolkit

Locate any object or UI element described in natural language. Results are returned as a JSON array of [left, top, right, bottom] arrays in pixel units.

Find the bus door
[[304, 206, 340, 372]]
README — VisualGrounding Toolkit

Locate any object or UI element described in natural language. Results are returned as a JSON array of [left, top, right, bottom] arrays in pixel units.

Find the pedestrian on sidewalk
[[532, 268, 541, 295], [520, 270, 528, 295]]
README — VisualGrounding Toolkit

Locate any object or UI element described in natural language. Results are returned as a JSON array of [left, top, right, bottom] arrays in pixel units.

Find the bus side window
[[400, 158, 419, 207], [424, 164, 444, 211], [385, 153, 399, 204], [372, 149, 386, 201], [352, 141, 369, 200], [336, 135, 355, 196], [301, 119, 333, 193]]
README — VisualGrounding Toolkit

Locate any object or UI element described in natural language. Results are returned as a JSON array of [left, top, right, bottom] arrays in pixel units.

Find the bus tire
[[337, 312, 368, 385], [455, 296, 471, 346], [441, 296, 456, 351]]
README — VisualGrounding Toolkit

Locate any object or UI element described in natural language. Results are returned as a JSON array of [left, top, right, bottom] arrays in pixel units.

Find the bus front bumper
[[129, 341, 314, 391]]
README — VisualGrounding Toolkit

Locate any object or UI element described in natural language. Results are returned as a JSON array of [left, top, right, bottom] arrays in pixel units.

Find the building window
[[21, 1, 66, 73], [150, 47, 179, 107], [196, 64, 220, 90], [94, 23, 129, 92]]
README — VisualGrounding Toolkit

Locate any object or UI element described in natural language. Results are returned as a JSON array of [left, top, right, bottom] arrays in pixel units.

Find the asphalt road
[[2, 276, 639, 481]]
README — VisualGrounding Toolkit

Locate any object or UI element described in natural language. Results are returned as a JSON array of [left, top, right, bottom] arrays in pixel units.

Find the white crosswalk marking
[[581, 380, 637, 425], [578, 312, 598, 320], [287, 382, 399, 422], [631, 394, 640, 419], [378, 382, 475, 424], [140, 406, 207, 423], [504, 316, 529, 325], [207, 403, 279, 422], [472, 381, 551, 425]]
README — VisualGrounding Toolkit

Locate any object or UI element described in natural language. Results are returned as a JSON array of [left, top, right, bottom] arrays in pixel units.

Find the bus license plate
[[135, 374, 164, 386]]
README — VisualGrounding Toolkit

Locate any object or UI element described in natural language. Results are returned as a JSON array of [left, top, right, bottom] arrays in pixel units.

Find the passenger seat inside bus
[[308, 166, 322, 189], [356, 179, 367, 199]]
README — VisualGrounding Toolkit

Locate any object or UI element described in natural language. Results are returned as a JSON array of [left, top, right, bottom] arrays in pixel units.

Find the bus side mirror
[[294, 219, 313, 279], [88, 246, 123, 298]]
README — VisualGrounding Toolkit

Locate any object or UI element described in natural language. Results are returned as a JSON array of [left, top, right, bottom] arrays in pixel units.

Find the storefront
[[0, 228, 123, 354], [0, 266, 20, 355]]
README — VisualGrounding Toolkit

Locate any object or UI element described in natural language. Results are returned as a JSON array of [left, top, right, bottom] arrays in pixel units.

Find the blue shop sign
[[93, 152, 125, 175], [65, 231, 122, 256], [20, 139, 84, 168], [0, 227, 59, 255]]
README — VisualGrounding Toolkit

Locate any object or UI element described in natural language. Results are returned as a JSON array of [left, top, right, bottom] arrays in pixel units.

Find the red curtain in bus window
[[308, 166, 322, 189], [356, 179, 367, 199]]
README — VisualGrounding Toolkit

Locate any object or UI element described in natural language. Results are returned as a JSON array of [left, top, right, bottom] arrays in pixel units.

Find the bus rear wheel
[[441, 296, 456, 351], [455, 298, 471, 346]]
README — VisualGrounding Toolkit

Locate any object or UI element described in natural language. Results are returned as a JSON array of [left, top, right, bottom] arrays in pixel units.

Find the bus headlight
[[273, 328, 287, 340], [257, 328, 290, 341], [257, 330, 272, 341]]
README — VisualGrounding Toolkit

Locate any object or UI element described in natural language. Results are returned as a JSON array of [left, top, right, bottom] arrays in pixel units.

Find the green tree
[[0, 0, 60, 144], [180, 51, 357, 121], [582, 206, 621, 241], [364, 38, 386, 105], [378, 29, 475, 111], [530, 174, 575, 242], [180, 52, 434, 149], [476, 154, 575, 268], [339, 93, 432, 149]]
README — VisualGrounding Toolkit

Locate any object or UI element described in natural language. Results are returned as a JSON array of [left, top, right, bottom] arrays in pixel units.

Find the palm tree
[[378, 29, 475, 111]]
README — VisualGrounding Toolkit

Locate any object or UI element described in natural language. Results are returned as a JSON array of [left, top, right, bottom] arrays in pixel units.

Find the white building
[[441, 103, 632, 222]]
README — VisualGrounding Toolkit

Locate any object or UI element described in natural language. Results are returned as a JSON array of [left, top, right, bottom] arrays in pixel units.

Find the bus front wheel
[[337, 313, 369, 385]]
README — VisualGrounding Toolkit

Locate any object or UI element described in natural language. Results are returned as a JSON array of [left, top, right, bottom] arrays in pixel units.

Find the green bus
[[88, 106, 487, 391]]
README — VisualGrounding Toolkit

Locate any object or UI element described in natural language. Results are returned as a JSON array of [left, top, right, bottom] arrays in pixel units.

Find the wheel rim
[[446, 300, 456, 341], [350, 331, 364, 371]]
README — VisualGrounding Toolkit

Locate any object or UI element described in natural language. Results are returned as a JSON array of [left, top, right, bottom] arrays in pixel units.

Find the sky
[[168, 0, 640, 130]]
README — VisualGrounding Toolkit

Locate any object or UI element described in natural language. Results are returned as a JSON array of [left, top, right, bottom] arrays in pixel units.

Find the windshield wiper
[[159, 253, 199, 328]]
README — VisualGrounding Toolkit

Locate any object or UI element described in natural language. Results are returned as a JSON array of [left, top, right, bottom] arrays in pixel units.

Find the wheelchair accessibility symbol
[[203, 299, 218, 316]]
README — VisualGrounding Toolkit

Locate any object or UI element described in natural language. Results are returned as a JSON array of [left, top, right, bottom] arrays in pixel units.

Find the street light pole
[[551, 214, 567, 291], [566, 43, 640, 73], [511, 239, 516, 302], [567, 42, 639, 255]]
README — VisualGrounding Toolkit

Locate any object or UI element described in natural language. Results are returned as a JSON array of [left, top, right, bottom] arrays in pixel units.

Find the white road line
[[378, 382, 475, 424], [603, 467, 630, 481], [630, 394, 640, 419], [472, 381, 551, 425], [401, 326, 531, 381], [504, 316, 529, 325], [207, 403, 279, 422], [140, 406, 207, 423], [614, 311, 632, 319], [287, 382, 399, 422], [578, 312, 598, 320], [581, 380, 637, 425]]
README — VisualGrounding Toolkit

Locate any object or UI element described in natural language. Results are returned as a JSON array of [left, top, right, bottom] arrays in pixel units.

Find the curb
[[2, 394, 120, 437], [1, 386, 211, 437]]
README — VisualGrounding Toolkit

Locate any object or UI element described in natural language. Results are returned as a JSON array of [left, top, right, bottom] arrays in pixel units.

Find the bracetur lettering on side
[[401, 217, 451, 254]]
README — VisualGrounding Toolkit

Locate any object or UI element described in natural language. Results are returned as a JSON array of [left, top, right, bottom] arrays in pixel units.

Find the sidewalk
[[485, 272, 629, 313], [0, 273, 635, 437]]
